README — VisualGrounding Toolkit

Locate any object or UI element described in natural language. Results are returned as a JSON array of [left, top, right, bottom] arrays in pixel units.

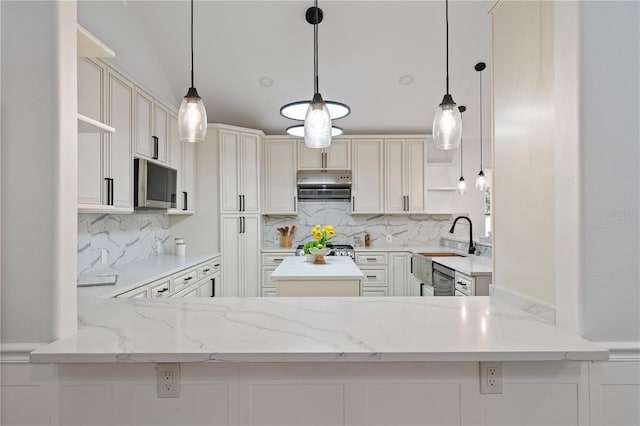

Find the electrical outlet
[[156, 363, 180, 398], [101, 249, 108, 265], [386, 234, 393, 243], [480, 362, 503, 394]]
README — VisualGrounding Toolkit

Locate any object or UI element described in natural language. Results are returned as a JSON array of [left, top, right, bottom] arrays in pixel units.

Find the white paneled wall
[[2, 360, 638, 426]]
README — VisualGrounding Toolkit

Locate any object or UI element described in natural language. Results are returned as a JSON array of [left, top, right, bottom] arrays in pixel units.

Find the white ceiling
[[124, 0, 493, 136]]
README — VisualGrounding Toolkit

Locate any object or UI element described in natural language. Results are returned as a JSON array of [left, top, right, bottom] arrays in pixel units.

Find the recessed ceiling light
[[259, 76, 274, 88], [398, 74, 414, 86]]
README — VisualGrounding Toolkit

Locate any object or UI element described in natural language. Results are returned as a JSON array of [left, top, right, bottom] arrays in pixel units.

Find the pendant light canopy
[[474, 62, 487, 191], [280, 1, 350, 147], [456, 105, 466, 195], [178, 0, 207, 143], [433, 0, 462, 151]]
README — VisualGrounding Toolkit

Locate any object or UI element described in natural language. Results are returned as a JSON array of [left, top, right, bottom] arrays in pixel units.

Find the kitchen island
[[271, 256, 365, 297]]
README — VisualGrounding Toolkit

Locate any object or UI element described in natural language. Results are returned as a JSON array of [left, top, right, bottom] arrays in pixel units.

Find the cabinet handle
[[184, 276, 193, 281], [410, 257, 413, 274], [366, 258, 376, 261], [104, 178, 110, 205], [366, 275, 377, 279], [293, 196, 297, 213], [241, 195, 245, 212], [420, 283, 424, 296], [152, 136, 159, 159], [183, 191, 188, 211], [202, 268, 210, 273], [109, 178, 114, 205], [238, 195, 242, 212], [273, 258, 284, 263], [240, 216, 245, 234], [457, 281, 467, 286], [352, 196, 355, 206], [211, 278, 215, 298], [214, 263, 221, 267], [157, 287, 169, 294], [323, 152, 327, 168]]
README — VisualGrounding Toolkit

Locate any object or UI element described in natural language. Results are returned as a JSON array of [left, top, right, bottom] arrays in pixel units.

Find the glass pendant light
[[456, 106, 466, 195], [432, 0, 462, 150], [474, 62, 487, 191], [280, 1, 350, 146], [178, 0, 207, 143]]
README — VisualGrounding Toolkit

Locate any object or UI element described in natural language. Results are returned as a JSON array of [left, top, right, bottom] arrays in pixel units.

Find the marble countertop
[[432, 256, 493, 276], [30, 296, 608, 363], [271, 257, 365, 281], [78, 253, 220, 298]]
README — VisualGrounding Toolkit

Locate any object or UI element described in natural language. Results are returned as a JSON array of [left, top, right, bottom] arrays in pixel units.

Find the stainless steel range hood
[[297, 170, 352, 201]]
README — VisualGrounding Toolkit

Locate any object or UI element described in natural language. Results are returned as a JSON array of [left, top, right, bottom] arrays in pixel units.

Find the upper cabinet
[[263, 138, 297, 215], [219, 126, 262, 214], [297, 139, 351, 170], [135, 88, 168, 164], [384, 139, 426, 213], [352, 139, 384, 213]]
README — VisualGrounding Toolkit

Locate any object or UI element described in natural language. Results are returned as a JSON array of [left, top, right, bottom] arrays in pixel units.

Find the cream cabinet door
[[153, 102, 168, 163], [326, 139, 351, 169], [240, 132, 261, 213], [297, 140, 323, 169], [181, 139, 196, 211], [264, 139, 297, 214], [405, 139, 426, 212], [390, 252, 410, 296], [384, 140, 406, 213], [352, 139, 384, 213], [134, 89, 154, 159], [221, 215, 241, 296], [219, 129, 242, 213], [106, 69, 134, 210], [239, 215, 261, 297], [77, 57, 107, 207]]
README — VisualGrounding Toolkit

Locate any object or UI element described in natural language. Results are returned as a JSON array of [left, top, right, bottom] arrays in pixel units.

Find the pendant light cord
[[313, 0, 319, 94], [479, 69, 483, 172], [190, 0, 195, 88], [445, 0, 450, 95]]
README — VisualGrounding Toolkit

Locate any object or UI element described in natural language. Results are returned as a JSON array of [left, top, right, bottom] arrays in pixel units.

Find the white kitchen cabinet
[[351, 139, 384, 213], [78, 58, 132, 212], [384, 139, 426, 213], [261, 251, 296, 297], [297, 139, 351, 170], [106, 67, 134, 211], [221, 215, 260, 297], [134, 88, 168, 163], [389, 252, 410, 296], [219, 127, 262, 214], [180, 137, 196, 212], [263, 138, 297, 214], [355, 251, 388, 296]]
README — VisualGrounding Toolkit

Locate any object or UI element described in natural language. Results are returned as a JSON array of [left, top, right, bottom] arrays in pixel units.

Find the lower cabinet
[[221, 215, 260, 296], [389, 252, 410, 296], [115, 255, 221, 299], [261, 251, 296, 297], [355, 252, 389, 296]]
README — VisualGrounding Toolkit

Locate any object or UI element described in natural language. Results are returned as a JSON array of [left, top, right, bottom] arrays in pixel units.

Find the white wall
[[77, 0, 177, 108], [492, 0, 556, 305], [578, 1, 640, 343], [1, 1, 77, 344]]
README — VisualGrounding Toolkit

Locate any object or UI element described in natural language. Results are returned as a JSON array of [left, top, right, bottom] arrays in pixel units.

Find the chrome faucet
[[449, 216, 476, 255]]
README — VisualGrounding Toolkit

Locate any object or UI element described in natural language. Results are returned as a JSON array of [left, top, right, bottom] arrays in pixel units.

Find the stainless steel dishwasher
[[432, 262, 455, 296]]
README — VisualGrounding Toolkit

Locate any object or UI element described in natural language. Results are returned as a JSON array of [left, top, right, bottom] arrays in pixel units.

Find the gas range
[[296, 244, 355, 259]]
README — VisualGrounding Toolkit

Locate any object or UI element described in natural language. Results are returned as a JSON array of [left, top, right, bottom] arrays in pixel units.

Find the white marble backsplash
[[78, 213, 172, 275], [264, 201, 463, 249], [440, 236, 493, 257]]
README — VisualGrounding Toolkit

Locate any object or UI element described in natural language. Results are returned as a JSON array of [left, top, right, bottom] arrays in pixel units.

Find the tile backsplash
[[263, 201, 489, 253], [78, 213, 172, 274]]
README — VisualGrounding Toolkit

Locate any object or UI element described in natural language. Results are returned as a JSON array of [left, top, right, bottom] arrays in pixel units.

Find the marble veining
[[493, 285, 556, 324], [78, 213, 172, 275], [31, 295, 607, 363]]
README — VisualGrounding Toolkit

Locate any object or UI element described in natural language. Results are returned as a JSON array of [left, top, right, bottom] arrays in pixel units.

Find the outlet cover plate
[[480, 361, 503, 394], [156, 363, 180, 398]]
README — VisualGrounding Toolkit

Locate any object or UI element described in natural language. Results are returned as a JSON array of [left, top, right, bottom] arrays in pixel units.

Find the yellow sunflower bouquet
[[303, 224, 336, 254]]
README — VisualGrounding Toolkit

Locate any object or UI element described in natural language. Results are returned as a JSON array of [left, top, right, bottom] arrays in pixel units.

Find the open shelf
[[427, 187, 457, 192], [77, 25, 115, 58], [78, 114, 115, 133]]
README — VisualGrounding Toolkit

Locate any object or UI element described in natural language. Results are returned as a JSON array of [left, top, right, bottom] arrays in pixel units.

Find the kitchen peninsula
[[271, 256, 365, 296]]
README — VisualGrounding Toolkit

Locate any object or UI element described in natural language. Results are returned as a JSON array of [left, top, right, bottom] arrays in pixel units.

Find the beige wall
[[492, 1, 556, 304]]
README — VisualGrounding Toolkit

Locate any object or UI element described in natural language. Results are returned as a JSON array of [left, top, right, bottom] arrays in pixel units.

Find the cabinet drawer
[[149, 279, 171, 298], [262, 288, 277, 297], [262, 253, 295, 265], [454, 271, 474, 296], [360, 268, 387, 286], [356, 253, 388, 266], [172, 267, 198, 294], [362, 287, 388, 297], [199, 261, 215, 278], [116, 285, 149, 299], [262, 267, 277, 288]]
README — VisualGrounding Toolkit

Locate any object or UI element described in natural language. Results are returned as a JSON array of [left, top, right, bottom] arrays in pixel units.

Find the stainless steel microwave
[[134, 158, 177, 209]]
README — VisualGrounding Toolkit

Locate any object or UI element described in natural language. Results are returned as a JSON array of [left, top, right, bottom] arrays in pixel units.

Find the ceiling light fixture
[[432, 0, 462, 150], [474, 62, 487, 191], [456, 105, 467, 195], [280, 1, 350, 148], [178, 0, 207, 143]]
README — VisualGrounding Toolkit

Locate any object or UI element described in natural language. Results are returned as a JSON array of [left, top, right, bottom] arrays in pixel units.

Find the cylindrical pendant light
[[178, 0, 207, 143], [474, 62, 487, 191], [456, 105, 466, 195], [280, 1, 350, 146], [432, 0, 462, 150]]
